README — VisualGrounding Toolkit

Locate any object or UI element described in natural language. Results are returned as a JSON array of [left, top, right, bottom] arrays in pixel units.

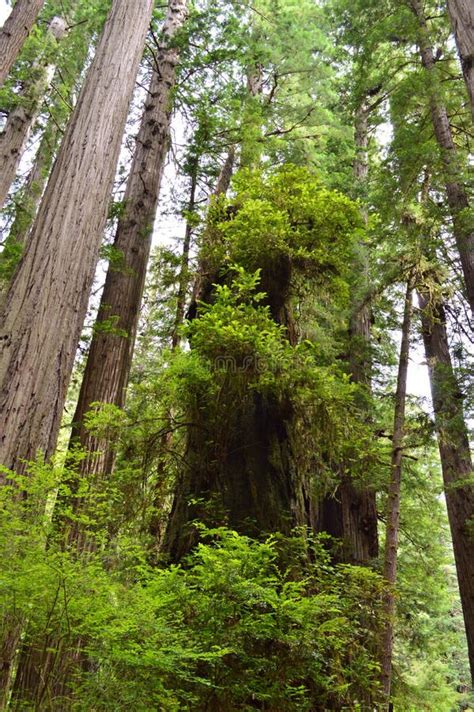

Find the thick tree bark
[[319, 100, 379, 564], [66, 0, 188, 489], [418, 289, 474, 684], [0, 0, 155, 478], [410, 0, 474, 315], [0, 1, 155, 702], [164, 389, 317, 562], [380, 282, 413, 705], [0, 0, 45, 87], [164, 179, 316, 561], [0, 17, 67, 210], [447, 0, 474, 122]]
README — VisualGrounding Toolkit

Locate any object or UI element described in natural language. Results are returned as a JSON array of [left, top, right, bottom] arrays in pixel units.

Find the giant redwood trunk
[[164, 254, 317, 562], [410, 0, 474, 315], [447, 0, 474, 122], [164, 389, 317, 562], [418, 290, 474, 684], [67, 0, 188, 486], [0, 0, 155, 478], [0, 17, 67, 210], [380, 282, 413, 704], [0, 0, 45, 86]]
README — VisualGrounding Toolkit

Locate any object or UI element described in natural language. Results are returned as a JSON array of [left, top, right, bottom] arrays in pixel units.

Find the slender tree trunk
[[418, 289, 474, 684], [172, 160, 198, 349], [0, 17, 67, 210], [0, 0, 45, 86], [214, 146, 235, 197], [410, 0, 474, 315], [0, 2, 155, 703], [0, 121, 60, 285], [447, 0, 474, 122], [380, 281, 413, 705], [66, 0, 188, 491], [0, 0, 155, 478]]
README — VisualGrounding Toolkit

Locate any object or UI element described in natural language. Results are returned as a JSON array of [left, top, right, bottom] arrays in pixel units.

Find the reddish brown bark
[[0, 0, 45, 86], [67, 0, 188, 492], [418, 290, 474, 684], [0, 2, 155, 701], [410, 0, 474, 315], [0, 0, 155, 478], [447, 0, 474, 122]]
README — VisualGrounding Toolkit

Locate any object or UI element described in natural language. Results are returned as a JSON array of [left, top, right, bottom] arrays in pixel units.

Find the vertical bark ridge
[[0, 0, 45, 87], [410, 0, 474, 315], [66, 0, 188, 490], [418, 288, 474, 683], [0, 0, 156, 478], [447, 0, 474, 122]]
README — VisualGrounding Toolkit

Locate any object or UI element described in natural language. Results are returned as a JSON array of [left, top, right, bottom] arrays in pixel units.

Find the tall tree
[[380, 280, 413, 705], [0, 0, 45, 86], [67, 0, 188, 488], [410, 0, 474, 315], [0, 0, 110, 289], [0, 0, 155, 477], [0, 16, 68, 210], [447, 0, 474, 122], [418, 286, 474, 682]]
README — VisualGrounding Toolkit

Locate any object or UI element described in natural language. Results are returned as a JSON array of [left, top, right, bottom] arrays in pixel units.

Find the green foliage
[[0, 468, 383, 710], [205, 166, 361, 287]]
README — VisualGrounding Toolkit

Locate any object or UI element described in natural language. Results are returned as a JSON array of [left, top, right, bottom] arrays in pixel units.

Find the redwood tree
[[0, 0, 45, 86], [0, 16, 68, 210], [410, 0, 474, 315], [67, 0, 188, 485], [380, 280, 413, 703], [447, 0, 474, 122], [0, 0, 155, 476], [418, 288, 474, 683]]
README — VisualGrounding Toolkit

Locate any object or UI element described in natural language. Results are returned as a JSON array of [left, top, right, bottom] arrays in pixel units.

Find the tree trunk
[[0, 17, 67, 210], [410, 0, 474, 315], [172, 159, 198, 349], [0, 0, 155, 478], [164, 388, 317, 563], [418, 289, 474, 684], [163, 207, 316, 561], [0, 121, 60, 293], [66, 0, 187, 490], [380, 281, 413, 705], [0, 0, 45, 87], [0, 1, 154, 703], [447, 0, 474, 122]]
